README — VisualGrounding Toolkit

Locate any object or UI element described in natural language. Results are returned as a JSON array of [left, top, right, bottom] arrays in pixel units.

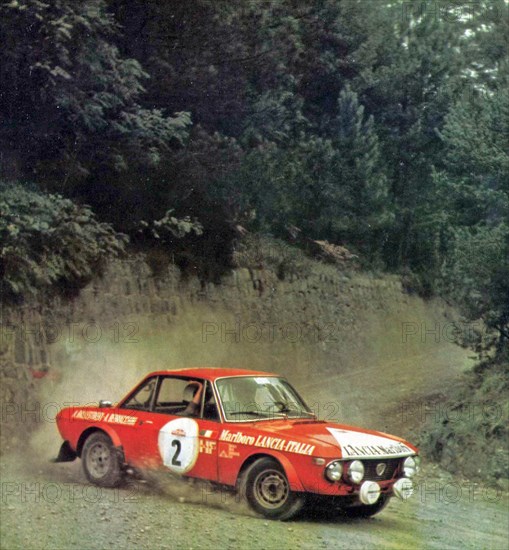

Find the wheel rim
[[253, 469, 289, 509], [86, 441, 111, 479]]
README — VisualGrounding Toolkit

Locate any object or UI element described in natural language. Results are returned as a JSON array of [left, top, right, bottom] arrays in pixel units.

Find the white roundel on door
[[158, 418, 200, 474]]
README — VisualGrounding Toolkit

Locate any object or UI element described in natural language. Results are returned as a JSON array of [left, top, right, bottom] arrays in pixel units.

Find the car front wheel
[[82, 432, 123, 488], [241, 458, 305, 520]]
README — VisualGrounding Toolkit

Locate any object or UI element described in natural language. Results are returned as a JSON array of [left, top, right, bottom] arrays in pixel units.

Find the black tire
[[82, 432, 123, 488], [341, 494, 391, 518], [240, 458, 305, 520]]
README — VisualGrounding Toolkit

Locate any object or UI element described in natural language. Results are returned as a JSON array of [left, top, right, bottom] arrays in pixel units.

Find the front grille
[[363, 458, 400, 481]]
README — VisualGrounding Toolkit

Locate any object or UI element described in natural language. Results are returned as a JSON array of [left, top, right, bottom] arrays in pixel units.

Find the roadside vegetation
[[421, 355, 509, 486]]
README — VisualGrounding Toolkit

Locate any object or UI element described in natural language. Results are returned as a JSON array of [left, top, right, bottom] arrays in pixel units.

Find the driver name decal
[[72, 409, 105, 422], [219, 430, 315, 456], [71, 409, 138, 425], [104, 412, 138, 426]]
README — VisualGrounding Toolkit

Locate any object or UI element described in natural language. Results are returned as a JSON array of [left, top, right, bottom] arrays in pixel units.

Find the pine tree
[[320, 86, 391, 255]]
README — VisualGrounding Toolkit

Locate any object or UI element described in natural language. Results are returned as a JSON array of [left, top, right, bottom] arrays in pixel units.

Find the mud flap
[[51, 441, 77, 462]]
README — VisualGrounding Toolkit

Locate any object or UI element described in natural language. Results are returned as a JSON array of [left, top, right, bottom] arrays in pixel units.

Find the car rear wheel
[[342, 494, 391, 518], [82, 432, 123, 487], [241, 458, 305, 520]]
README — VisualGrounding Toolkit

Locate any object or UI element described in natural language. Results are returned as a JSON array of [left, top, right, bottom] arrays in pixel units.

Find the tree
[[0, 0, 190, 184], [323, 86, 391, 254], [213, 86, 391, 260], [435, 85, 509, 354]]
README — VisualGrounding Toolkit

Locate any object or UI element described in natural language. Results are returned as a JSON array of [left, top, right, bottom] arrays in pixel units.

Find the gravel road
[[1, 457, 508, 550]]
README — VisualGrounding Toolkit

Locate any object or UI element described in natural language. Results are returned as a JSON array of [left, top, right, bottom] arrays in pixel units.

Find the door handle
[[139, 420, 153, 425]]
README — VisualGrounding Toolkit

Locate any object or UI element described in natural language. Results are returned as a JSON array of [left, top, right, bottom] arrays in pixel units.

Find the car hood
[[233, 419, 417, 459]]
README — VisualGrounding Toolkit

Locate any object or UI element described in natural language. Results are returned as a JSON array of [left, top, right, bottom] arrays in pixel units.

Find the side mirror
[[99, 400, 113, 408]]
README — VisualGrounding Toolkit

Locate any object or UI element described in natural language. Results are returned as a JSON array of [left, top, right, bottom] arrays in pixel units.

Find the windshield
[[216, 376, 314, 421]]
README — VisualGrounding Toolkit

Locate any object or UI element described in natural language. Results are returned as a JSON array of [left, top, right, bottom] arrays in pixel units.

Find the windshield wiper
[[274, 402, 317, 419], [229, 410, 287, 418], [297, 410, 318, 419]]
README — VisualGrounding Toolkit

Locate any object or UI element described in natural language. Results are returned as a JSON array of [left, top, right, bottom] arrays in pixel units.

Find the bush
[[420, 357, 509, 485], [232, 234, 314, 280], [0, 183, 127, 301]]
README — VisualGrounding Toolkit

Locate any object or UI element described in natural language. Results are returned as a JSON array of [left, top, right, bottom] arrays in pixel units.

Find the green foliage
[[0, 0, 190, 180], [420, 356, 509, 483], [1, 1, 507, 345], [438, 223, 509, 351], [0, 183, 127, 301], [139, 210, 203, 243], [325, 86, 392, 251], [434, 86, 509, 353], [439, 89, 509, 211], [232, 234, 313, 281], [216, 86, 391, 260]]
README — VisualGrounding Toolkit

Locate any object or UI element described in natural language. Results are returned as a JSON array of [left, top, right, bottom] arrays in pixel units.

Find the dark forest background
[[1, 0, 507, 363]]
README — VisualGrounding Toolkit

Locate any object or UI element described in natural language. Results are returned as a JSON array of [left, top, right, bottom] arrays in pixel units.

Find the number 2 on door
[[171, 439, 182, 466]]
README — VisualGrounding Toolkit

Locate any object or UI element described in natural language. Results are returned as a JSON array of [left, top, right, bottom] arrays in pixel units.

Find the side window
[[121, 378, 157, 411], [154, 377, 194, 415], [157, 378, 186, 405]]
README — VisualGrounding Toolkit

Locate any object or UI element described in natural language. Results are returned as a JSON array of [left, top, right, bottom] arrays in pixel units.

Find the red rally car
[[54, 368, 419, 520]]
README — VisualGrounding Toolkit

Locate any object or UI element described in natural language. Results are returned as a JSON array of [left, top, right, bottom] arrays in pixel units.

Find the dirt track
[[1, 457, 508, 550]]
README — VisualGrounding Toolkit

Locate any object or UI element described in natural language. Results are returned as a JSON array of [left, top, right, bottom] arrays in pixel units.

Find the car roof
[[145, 367, 279, 381]]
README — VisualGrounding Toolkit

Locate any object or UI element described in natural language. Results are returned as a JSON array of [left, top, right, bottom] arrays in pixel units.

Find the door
[[154, 377, 220, 481], [114, 376, 165, 468], [119, 376, 220, 481]]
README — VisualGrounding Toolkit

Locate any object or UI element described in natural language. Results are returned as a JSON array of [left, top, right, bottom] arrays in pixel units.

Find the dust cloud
[[9, 291, 472, 503]]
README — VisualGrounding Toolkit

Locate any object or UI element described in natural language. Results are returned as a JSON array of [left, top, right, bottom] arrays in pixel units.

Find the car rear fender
[[238, 451, 305, 492], [76, 425, 122, 457]]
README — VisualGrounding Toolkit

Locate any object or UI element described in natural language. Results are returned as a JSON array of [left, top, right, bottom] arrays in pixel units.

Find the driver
[[182, 381, 204, 416]]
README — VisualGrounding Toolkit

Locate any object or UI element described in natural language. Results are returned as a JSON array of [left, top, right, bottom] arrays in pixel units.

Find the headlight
[[325, 460, 343, 481], [403, 456, 419, 478], [347, 460, 365, 484]]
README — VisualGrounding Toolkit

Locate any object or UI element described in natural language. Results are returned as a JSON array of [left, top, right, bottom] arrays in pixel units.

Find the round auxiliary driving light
[[359, 481, 381, 505], [348, 460, 365, 484], [325, 461, 343, 482], [393, 478, 414, 500], [403, 456, 418, 478]]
